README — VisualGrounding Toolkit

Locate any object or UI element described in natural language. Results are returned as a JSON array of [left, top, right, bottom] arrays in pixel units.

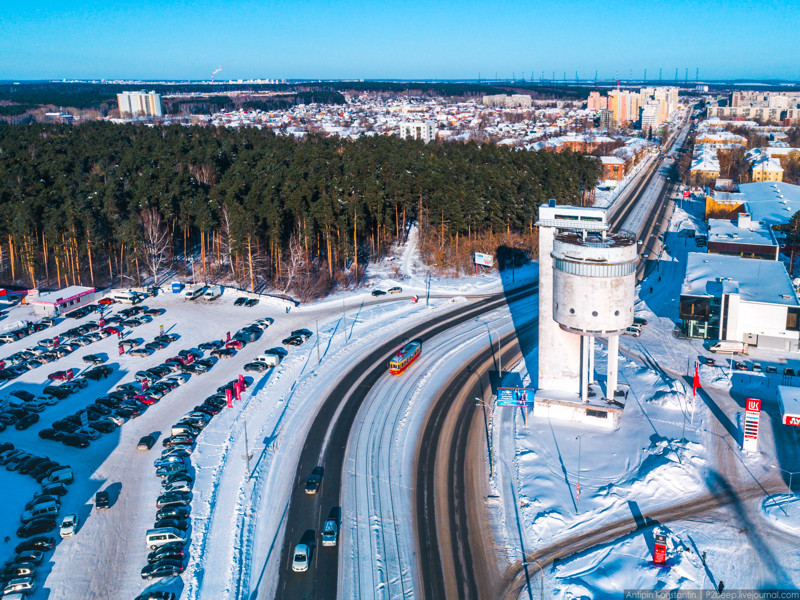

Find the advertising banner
[[743, 397, 761, 452], [474, 252, 494, 267], [226, 388, 233, 408], [496, 387, 535, 407], [654, 534, 667, 563]]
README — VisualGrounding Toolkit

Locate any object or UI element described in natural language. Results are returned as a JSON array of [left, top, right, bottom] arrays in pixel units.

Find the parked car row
[[233, 297, 260, 307], [140, 380, 231, 586], [0, 317, 54, 347], [1, 534, 56, 596]]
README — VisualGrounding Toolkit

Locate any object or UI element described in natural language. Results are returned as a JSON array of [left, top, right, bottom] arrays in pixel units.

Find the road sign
[[654, 533, 667, 563], [474, 252, 494, 267], [743, 397, 761, 452], [496, 387, 535, 407]]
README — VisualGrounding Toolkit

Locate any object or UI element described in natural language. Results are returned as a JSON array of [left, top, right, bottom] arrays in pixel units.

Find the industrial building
[[706, 213, 779, 260], [399, 120, 436, 143], [679, 253, 799, 349], [117, 90, 163, 118], [535, 201, 636, 428], [29, 285, 97, 317]]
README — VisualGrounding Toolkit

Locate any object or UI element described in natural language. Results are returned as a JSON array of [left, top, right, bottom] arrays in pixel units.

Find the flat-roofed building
[[679, 253, 800, 349], [707, 213, 779, 260], [399, 120, 436, 143]]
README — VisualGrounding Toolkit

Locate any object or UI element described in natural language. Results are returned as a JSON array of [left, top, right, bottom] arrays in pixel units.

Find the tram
[[388, 341, 421, 375]]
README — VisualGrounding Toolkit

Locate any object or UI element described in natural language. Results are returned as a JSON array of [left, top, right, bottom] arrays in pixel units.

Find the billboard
[[784, 415, 800, 427], [474, 252, 494, 267], [743, 397, 761, 452], [497, 387, 535, 407]]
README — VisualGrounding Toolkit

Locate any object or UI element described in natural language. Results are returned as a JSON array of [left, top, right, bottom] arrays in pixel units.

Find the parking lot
[[0, 288, 312, 599]]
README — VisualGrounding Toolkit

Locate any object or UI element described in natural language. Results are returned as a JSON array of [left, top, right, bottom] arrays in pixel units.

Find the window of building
[[586, 409, 607, 419], [787, 307, 800, 331]]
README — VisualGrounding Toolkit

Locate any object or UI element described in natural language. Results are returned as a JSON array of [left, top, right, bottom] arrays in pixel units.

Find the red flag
[[693, 362, 701, 397], [238, 373, 245, 391], [187, 353, 194, 364], [65, 369, 73, 381], [226, 388, 233, 408], [118, 344, 124, 356], [234, 382, 242, 402], [142, 379, 149, 391], [226, 331, 231, 342], [53, 336, 60, 347], [99, 318, 105, 327]]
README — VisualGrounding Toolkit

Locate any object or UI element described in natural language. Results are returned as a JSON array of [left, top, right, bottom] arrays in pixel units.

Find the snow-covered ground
[[0, 248, 530, 600], [497, 189, 800, 599]]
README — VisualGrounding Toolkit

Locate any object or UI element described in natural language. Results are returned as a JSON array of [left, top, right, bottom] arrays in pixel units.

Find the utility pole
[[316, 319, 320, 364], [342, 300, 347, 344], [475, 397, 493, 478], [576, 434, 584, 514]]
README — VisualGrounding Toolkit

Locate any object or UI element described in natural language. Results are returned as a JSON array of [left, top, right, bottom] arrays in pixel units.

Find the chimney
[[737, 212, 751, 229]]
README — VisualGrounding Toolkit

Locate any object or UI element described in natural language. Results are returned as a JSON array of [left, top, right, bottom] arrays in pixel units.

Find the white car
[[163, 480, 192, 494], [3, 578, 36, 595], [59, 514, 79, 538], [291, 543, 310, 572], [624, 326, 641, 337], [165, 374, 190, 386]]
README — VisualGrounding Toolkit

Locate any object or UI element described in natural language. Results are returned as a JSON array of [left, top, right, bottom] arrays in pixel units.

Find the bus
[[389, 341, 421, 375]]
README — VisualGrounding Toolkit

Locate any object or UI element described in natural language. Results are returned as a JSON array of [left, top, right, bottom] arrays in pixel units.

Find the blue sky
[[1, 0, 798, 81]]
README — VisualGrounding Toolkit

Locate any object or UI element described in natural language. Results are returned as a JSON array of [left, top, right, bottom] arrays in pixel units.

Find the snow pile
[[761, 494, 800, 535]]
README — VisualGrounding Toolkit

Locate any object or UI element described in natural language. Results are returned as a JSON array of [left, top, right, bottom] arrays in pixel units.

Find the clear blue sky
[[1, 0, 798, 81]]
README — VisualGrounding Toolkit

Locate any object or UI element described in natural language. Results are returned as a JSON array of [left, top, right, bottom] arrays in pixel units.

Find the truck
[[182, 284, 205, 300], [203, 285, 222, 301]]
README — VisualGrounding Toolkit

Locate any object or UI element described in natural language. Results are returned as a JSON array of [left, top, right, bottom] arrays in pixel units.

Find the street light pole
[[475, 397, 493, 478]]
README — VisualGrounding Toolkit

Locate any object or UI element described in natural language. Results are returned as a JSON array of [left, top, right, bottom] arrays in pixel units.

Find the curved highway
[[271, 282, 538, 599]]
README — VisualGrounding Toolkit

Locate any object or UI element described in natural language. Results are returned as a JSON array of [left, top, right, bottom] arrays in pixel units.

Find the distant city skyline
[[2, 0, 799, 81]]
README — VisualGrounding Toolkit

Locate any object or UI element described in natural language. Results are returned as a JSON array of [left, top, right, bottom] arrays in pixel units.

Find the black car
[[15, 414, 40, 430], [62, 434, 90, 449], [82, 365, 113, 380], [95, 490, 110, 510], [194, 404, 220, 417], [304, 466, 324, 494], [155, 505, 191, 521], [161, 472, 194, 488], [141, 559, 185, 579], [138, 436, 155, 451], [199, 340, 223, 351], [15, 536, 55, 553], [154, 518, 189, 531], [371, 289, 386, 296], [282, 335, 304, 346], [25, 495, 60, 510], [93, 420, 117, 434], [17, 517, 57, 538], [43, 386, 71, 399], [244, 298, 258, 307], [146, 542, 185, 564], [243, 361, 268, 373], [10, 390, 35, 402], [234, 297, 247, 307]]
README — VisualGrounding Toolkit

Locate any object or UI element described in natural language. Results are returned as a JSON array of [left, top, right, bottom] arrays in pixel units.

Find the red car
[[165, 356, 187, 365], [134, 394, 159, 406], [98, 298, 115, 305], [47, 369, 74, 381], [103, 326, 122, 335], [225, 339, 245, 349]]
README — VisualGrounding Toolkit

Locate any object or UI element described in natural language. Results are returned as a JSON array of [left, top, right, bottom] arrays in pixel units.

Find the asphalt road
[[271, 282, 538, 600], [415, 320, 536, 600]]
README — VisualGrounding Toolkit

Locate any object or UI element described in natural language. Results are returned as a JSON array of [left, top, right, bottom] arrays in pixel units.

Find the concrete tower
[[537, 201, 636, 402]]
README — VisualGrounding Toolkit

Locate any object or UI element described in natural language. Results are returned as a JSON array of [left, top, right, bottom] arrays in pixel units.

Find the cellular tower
[[536, 201, 636, 404]]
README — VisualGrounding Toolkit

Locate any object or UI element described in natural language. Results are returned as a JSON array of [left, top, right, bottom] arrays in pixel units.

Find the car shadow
[[105, 482, 123, 507]]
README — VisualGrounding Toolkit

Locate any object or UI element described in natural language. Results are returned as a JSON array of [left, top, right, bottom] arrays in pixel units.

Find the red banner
[[238, 373, 245, 391], [226, 332, 231, 342], [53, 336, 60, 347], [654, 535, 667, 564], [99, 318, 105, 327], [65, 369, 74, 381], [226, 388, 233, 408], [234, 382, 242, 402], [693, 362, 701, 397], [118, 344, 124, 356], [187, 353, 194, 364], [142, 379, 149, 391], [784, 415, 800, 427]]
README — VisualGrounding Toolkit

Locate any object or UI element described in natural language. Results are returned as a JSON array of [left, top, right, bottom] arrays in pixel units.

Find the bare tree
[[140, 209, 170, 286], [283, 228, 305, 293], [219, 204, 236, 280]]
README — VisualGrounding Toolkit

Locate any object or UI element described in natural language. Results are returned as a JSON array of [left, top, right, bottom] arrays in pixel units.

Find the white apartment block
[[117, 90, 163, 118], [399, 120, 436, 143], [481, 94, 532, 108]]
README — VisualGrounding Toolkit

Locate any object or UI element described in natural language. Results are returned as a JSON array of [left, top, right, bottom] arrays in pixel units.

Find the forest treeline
[[0, 122, 601, 298]]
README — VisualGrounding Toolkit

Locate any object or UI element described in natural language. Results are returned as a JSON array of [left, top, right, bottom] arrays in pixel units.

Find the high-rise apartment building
[[117, 91, 163, 118], [399, 120, 436, 143]]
